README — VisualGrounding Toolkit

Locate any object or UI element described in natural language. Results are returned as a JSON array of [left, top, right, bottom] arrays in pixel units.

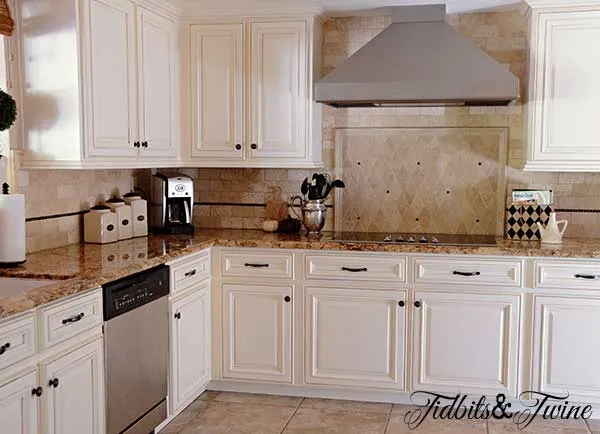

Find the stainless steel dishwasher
[[103, 264, 170, 434]]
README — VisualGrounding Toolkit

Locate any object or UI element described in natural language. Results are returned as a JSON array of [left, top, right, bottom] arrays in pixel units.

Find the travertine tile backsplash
[[14, 8, 600, 253]]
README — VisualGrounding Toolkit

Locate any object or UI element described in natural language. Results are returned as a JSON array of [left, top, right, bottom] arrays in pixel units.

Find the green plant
[[0, 89, 16, 132]]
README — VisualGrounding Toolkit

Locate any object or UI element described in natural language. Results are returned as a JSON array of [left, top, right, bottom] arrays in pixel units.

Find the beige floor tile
[[199, 390, 220, 401], [283, 408, 388, 433], [179, 401, 295, 434], [160, 400, 210, 434], [386, 412, 487, 434], [214, 391, 303, 407], [391, 404, 420, 416], [488, 417, 589, 433], [300, 397, 392, 414], [587, 419, 600, 433]]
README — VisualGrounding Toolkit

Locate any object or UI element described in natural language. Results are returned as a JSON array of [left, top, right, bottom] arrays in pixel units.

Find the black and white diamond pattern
[[506, 204, 553, 240]]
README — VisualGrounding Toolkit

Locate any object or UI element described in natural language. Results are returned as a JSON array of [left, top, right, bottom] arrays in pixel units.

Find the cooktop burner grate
[[329, 232, 498, 247]]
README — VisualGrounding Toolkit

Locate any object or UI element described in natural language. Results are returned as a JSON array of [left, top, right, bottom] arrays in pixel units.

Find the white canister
[[123, 192, 148, 238], [84, 205, 118, 244], [106, 197, 133, 240], [0, 193, 26, 265]]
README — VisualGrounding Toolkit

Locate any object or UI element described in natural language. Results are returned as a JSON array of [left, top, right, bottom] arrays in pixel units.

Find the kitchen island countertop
[[0, 229, 599, 319]]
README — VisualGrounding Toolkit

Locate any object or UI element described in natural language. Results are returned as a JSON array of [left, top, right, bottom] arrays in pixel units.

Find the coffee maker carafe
[[150, 173, 195, 234]]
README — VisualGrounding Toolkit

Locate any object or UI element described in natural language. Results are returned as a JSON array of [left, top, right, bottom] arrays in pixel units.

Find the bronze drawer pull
[[184, 269, 197, 277], [453, 271, 481, 277], [575, 274, 600, 279], [341, 267, 368, 272], [244, 263, 269, 268], [62, 312, 84, 325]]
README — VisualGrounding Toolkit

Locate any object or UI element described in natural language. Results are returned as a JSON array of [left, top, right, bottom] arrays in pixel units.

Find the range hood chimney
[[315, 5, 520, 107]]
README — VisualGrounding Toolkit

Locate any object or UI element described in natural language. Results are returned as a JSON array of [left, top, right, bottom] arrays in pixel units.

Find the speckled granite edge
[[1, 230, 600, 319]]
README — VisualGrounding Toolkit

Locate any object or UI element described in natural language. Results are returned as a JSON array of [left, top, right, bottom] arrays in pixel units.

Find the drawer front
[[305, 254, 407, 282], [39, 289, 103, 350], [171, 252, 210, 294], [0, 313, 36, 370], [221, 251, 293, 279], [414, 257, 523, 287], [535, 260, 600, 289]]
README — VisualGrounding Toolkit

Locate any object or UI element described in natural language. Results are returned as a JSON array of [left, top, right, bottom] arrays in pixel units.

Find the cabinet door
[[533, 296, 600, 402], [412, 290, 520, 396], [41, 337, 105, 434], [190, 24, 244, 161], [137, 7, 178, 159], [170, 285, 211, 413], [526, 9, 600, 171], [85, 0, 138, 158], [0, 371, 39, 434], [222, 283, 292, 382], [249, 21, 307, 161], [305, 286, 406, 390]]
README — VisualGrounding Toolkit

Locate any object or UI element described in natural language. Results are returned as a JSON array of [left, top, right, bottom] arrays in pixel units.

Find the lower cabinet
[[0, 337, 104, 434], [412, 290, 520, 396], [41, 337, 105, 434], [0, 370, 39, 434], [305, 286, 407, 390], [222, 283, 293, 383], [170, 283, 211, 413], [533, 295, 600, 402]]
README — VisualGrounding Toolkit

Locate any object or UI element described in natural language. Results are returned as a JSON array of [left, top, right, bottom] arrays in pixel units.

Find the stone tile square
[[386, 412, 487, 434], [300, 397, 392, 414], [488, 417, 590, 434], [283, 408, 388, 433], [180, 401, 295, 434], [214, 391, 303, 407]]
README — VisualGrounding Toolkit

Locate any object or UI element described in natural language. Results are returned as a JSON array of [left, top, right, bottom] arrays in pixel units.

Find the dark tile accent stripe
[[195, 201, 334, 209], [505, 208, 600, 214], [26, 210, 89, 223]]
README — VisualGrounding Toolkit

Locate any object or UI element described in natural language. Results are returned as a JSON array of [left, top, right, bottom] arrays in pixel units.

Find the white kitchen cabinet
[[305, 286, 406, 390], [533, 295, 600, 402], [188, 19, 322, 168], [19, 0, 179, 169], [0, 370, 39, 434], [40, 337, 105, 434], [412, 290, 520, 397], [525, 4, 600, 171], [190, 24, 244, 161], [170, 284, 211, 414], [222, 283, 293, 382]]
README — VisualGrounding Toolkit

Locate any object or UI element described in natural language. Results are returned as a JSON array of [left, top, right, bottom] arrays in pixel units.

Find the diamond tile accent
[[335, 128, 507, 235]]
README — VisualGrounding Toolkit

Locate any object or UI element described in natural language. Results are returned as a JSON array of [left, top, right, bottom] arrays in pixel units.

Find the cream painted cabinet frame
[[0, 370, 39, 434], [525, 3, 600, 171], [186, 18, 323, 168], [17, 0, 179, 169], [411, 290, 521, 397]]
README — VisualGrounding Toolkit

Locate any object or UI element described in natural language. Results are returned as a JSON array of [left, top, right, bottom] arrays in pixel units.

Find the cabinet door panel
[[222, 284, 292, 382], [249, 21, 306, 161], [412, 290, 520, 396], [190, 24, 244, 160], [527, 9, 600, 170], [171, 285, 211, 413], [42, 337, 105, 434], [137, 8, 177, 159], [86, 0, 138, 158], [306, 287, 406, 390], [0, 371, 39, 434], [533, 296, 600, 402]]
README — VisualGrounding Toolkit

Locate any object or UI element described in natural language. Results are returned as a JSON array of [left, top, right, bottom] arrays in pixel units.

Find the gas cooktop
[[329, 232, 498, 247]]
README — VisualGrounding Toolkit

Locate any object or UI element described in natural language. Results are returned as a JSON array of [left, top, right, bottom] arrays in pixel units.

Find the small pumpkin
[[262, 220, 279, 233]]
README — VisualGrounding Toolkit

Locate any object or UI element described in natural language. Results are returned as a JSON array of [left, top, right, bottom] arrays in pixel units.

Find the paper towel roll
[[0, 194, 26, 266]]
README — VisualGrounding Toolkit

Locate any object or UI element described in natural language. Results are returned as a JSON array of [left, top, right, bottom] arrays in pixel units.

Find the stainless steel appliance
[[103, 265, 170, 434], [330, 232, 498, 246], [150, 173, 194, 234]]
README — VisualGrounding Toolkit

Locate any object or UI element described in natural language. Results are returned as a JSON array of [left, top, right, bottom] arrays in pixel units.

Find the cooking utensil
[[301, 178, 310, 196], [320, 179, 346, 200]]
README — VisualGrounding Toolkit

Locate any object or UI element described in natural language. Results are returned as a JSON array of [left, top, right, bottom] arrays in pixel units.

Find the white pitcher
[[536, 212, 568, 244]]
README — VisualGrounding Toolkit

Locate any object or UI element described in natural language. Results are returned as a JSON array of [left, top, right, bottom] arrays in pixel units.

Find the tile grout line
[[278, 397, 304, 434], [383, 404, 393, 434], [585, 419, 594, 434]]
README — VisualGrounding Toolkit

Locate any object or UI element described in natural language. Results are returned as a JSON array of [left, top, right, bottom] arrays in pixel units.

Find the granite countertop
[[1, 229, 599, 319]]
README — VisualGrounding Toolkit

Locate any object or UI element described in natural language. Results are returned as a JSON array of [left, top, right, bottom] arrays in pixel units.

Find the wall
[[191, 9, 600, 239], [13, 165, 135, 252]]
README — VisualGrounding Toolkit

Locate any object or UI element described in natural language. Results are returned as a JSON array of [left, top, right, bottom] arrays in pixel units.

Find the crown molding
[[137, 0, 184, 19], [524, 0, 600, 8]]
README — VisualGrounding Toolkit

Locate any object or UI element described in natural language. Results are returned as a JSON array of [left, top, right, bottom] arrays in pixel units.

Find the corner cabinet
[[18, 0, 179, 169], [525, 3, 600, 171], [186, 19, 323, 168]]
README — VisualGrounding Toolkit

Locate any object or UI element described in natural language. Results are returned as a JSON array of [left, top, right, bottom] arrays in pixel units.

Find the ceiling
[[174, 0, 522, 15]]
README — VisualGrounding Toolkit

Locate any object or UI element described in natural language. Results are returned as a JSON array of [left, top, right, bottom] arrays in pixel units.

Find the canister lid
[[106, 197, 125, 203], [91, 205, 111, 211], [123, 192, 141, 199]]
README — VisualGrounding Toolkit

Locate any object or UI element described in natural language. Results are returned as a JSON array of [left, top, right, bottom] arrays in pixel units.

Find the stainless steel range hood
[[315, 5, 520, 107]]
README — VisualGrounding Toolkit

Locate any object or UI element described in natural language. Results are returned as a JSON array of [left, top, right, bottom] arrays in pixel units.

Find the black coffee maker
[[149, 173, 195, 234]]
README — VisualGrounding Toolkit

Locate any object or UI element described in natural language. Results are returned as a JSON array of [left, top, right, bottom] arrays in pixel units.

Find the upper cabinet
[[18, 0, 179, 169], [525, 2, 600, 171], [187, 19, 323, 168]]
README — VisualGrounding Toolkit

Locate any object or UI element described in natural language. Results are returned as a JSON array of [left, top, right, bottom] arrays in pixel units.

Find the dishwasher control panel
[[102, 265, 170, 320]]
